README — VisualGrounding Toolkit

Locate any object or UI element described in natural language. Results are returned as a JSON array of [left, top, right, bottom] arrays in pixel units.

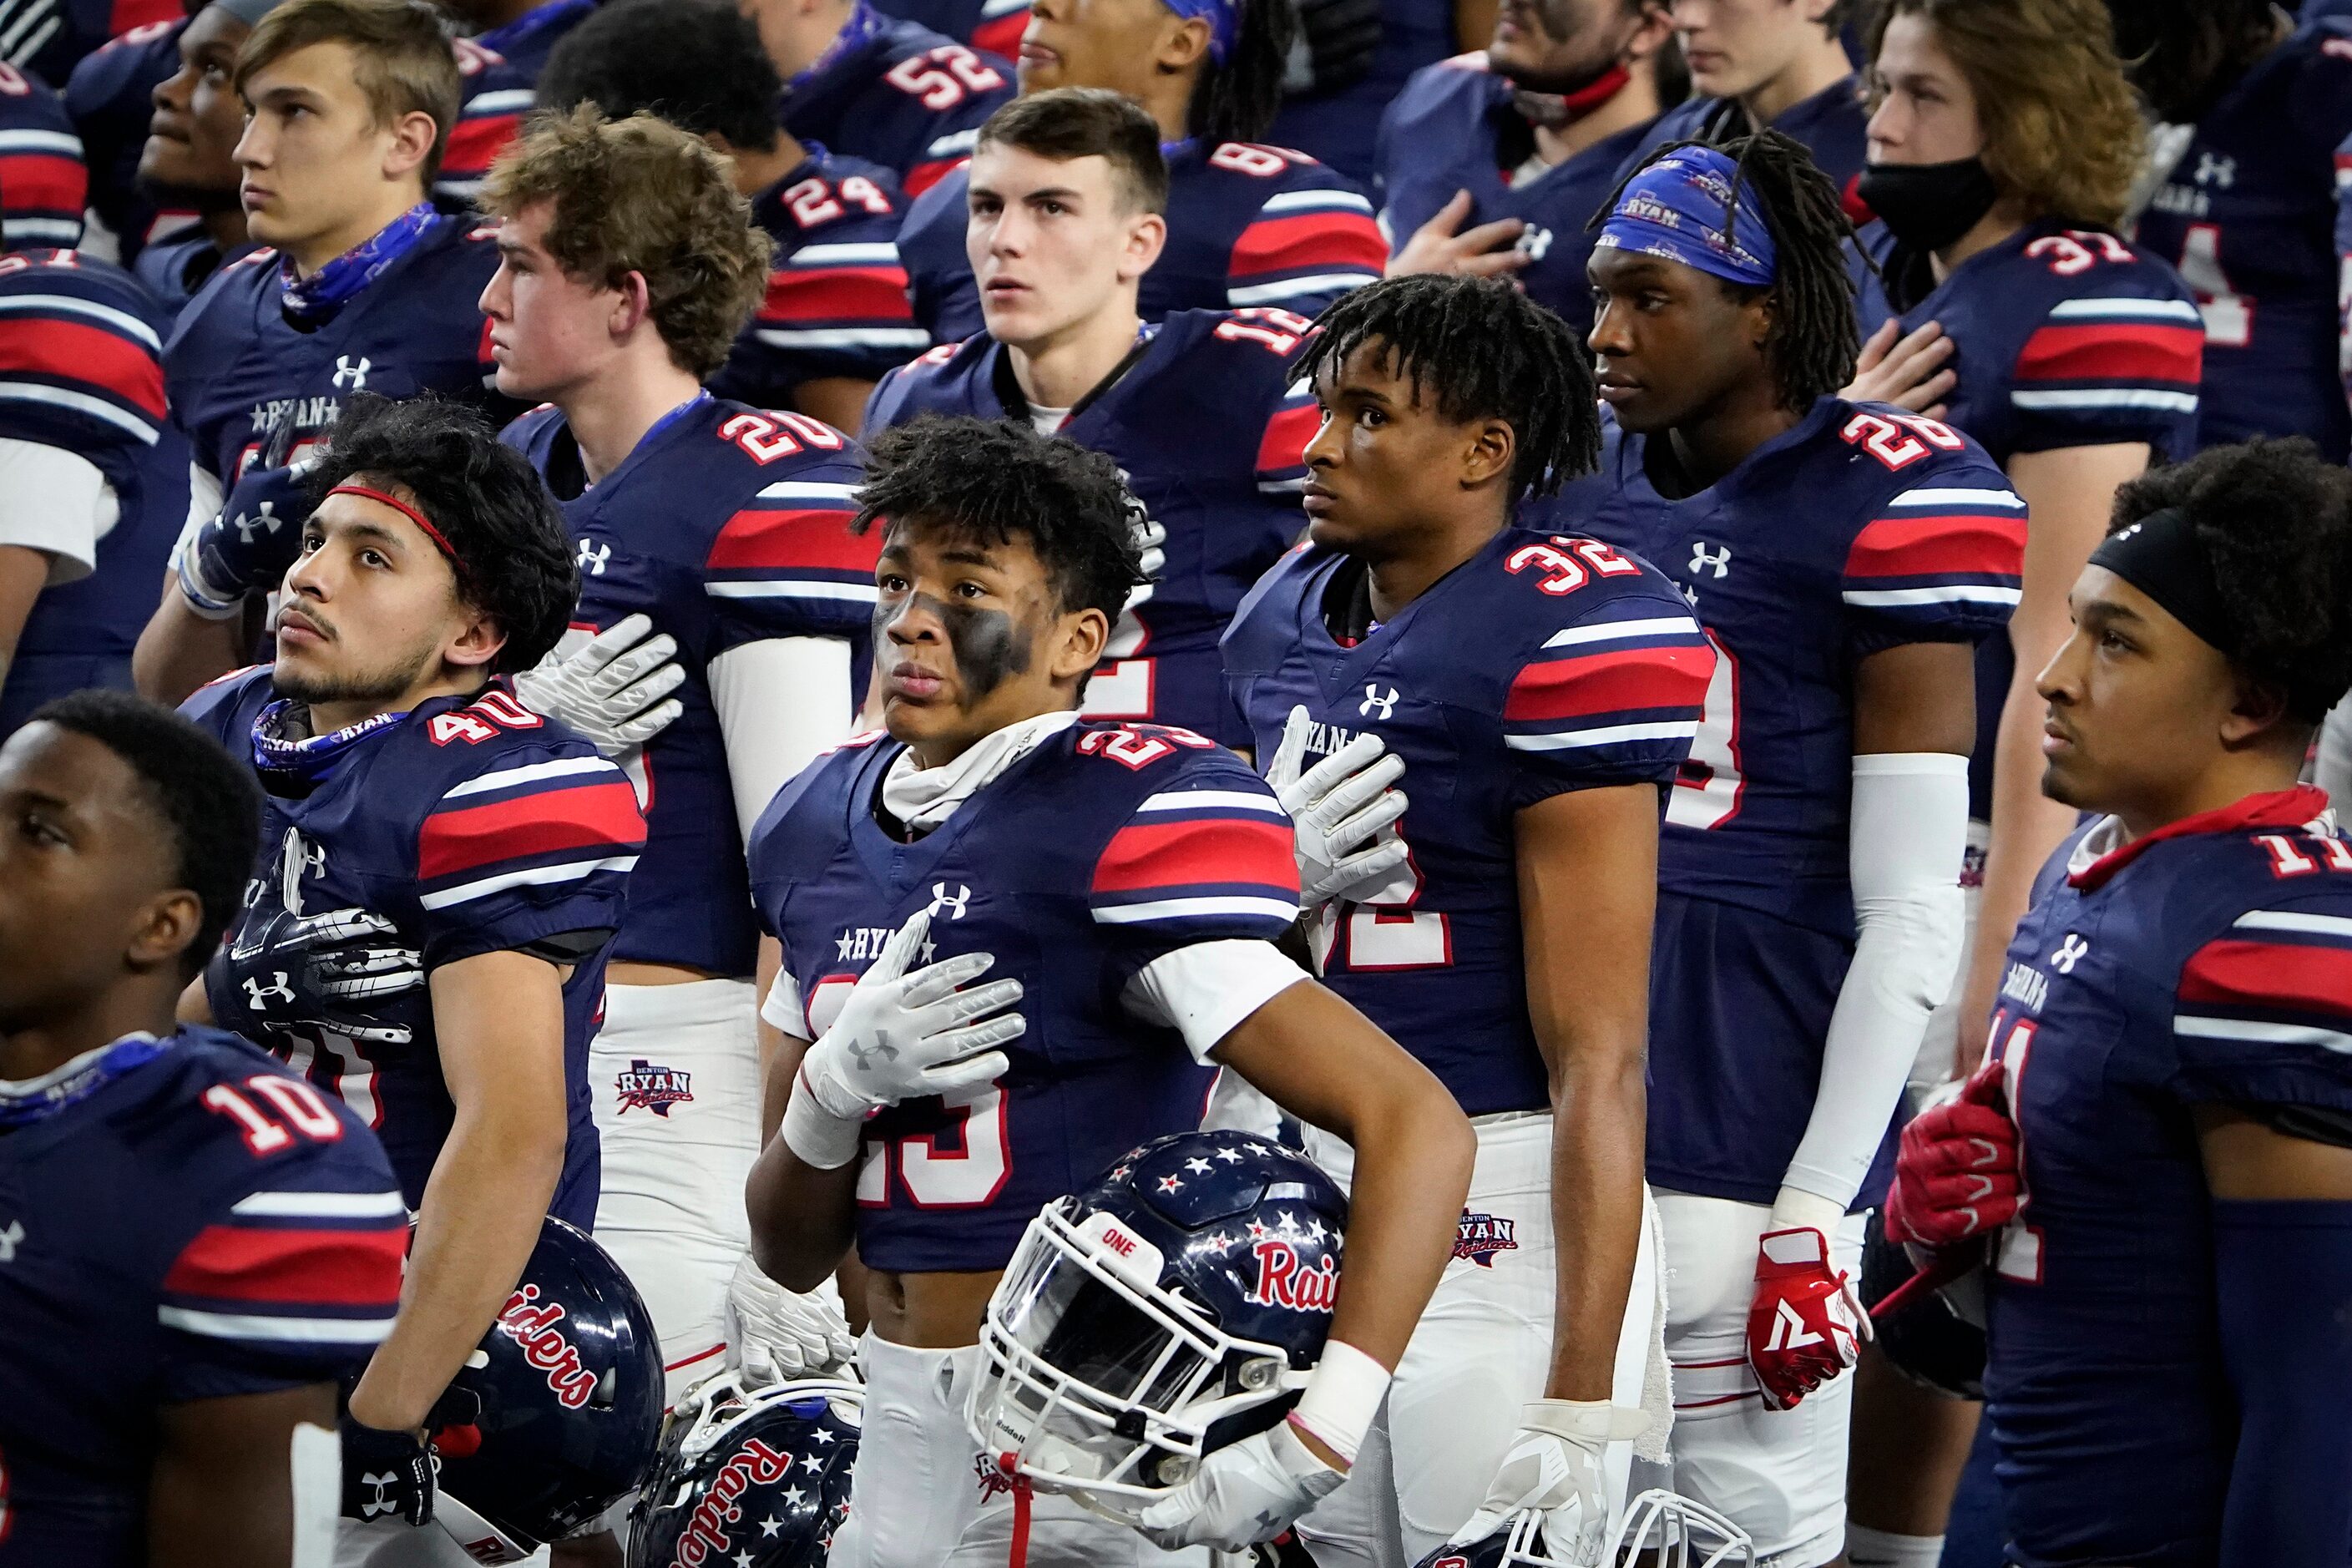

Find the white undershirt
[[708, 636, 856, 839], [0, 438, 117, 584], [1028, 405, 1070, 437]]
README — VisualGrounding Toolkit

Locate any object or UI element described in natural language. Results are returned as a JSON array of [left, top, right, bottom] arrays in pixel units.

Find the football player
[[427, 0, 595, 207], [0, 690, 404, 1568], [1615, 0, 1865, 211], [1375, 0, 1682, 339], [479, 106, 866, 1408], [0, 240, 188, 735], [1883, 437, 2352, 1566], [175, 396, 646, 1555], [124, 0, 273, 313], [897, 0, 1386, 342], [2117, 0, 2352, 460], [746, 0, 1014, 195], [534, 0, 923, 433], [64, 13, 185, 265], [866, 89, 1316, 743], [1577, 135, 2021, 1566], [744, 415, 1475, 1566], [0, 58, 86, 250], [129, 0, 517, 706], [1222, 272, 1714, 1565]]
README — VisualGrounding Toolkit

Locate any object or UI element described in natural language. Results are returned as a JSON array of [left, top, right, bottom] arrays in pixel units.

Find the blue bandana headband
[[281, 201, 438, 328], [1163, 0, 1239, 63], [0, 1034, 168, 1131], [252, 698, 408, 788], [1594, 144, 1777, 289]]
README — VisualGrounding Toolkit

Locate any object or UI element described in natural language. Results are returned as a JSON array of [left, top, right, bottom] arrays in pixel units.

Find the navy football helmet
[[1859, 1209, 1985, 1401], [426, 1216, 665, 1560], [627, 1372, 861, 1568], [967, 1130, 1348, 1505], [1414, 1491, 1756, 1568]]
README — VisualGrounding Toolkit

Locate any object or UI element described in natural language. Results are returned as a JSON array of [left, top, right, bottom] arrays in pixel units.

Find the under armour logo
[[1764, 1298, 1823, 1352], [928, 882, 971, 919], [232, 502, 280, 543], [576, 539, 611, 576], [0, 1221, 22, 1263], [332, 355, 372, 391], [243, 972, 295, 1009], [1690, 541, 1732, 579], [1359, 685, 1399, 720], [1515, 225, 1554, 262], [357, 1471, 398, 1519], [2193, 153, 2236, 189], [2051, 933, 2089, 974]]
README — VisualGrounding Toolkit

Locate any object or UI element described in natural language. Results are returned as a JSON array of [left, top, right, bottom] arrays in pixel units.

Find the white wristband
[[1287, 1338, 1390, 1465], [780, 1064, 865, 1171]]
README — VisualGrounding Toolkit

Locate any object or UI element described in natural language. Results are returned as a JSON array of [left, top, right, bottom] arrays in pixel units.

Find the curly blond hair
[[479, 104, 772, 378], [1864, 0, 2142, 231]]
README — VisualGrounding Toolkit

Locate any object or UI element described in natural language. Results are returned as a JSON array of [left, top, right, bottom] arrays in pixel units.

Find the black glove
[[224, 901, 423, 1048], [1287, 0, 1383, 95], [175, 414, 325, 618], [340, 1413, 435, 1526]]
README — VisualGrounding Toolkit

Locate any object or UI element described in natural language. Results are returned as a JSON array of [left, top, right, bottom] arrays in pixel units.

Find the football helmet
[[627, 1371, 861, 1568], [967, 1130, 1348, 1503], [1415, 1490, 1756, 1568], [427, 1216, 666, 1561], [1859, 1209, 1985, 1400]]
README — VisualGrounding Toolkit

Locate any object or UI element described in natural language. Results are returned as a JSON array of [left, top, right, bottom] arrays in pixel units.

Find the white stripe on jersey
[[230, 1189, 407, 1218], [1505, 719, 1699, 752], [461, 89, 536, 115], [790, 243, 903, 266], [0, 293, 159, 349], [1227, 271, 1382, 306], [2174, 1015, 2352, 1055], [757, 480, 861, 503], [416, 853, 639, 912], [0, 129, 83, 157], [440, 755, 616, 799], [925, 129, 979, 158], [1886, 487, 2027, 510], [1092, 894, 1302, 926], [2045, 296, 2203, 324], [757, 327, 933, 349], [0, 379, 159, 443], [705, 579, 881, 603], [159, 1306, 397, 1343], [1136, 789, 1287, 816], [1260, 188, 1376, 216], [2, 217, 83, 245], [1256, 478, 1308, 494], [1842, 585, 2024, 609], [2011, 388, 2199, 412], [1542, 615, 1703, 650], [2234, 909, 2352, 940]]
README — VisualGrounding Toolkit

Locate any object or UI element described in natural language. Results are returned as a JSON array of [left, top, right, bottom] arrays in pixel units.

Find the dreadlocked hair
[[1292, 273, 1600, 506], [1186, 0, 1292, 144], [1598, 131, 1860, 413], [2110, 438, 2352, 725], [2105, 0, 2279, 124]]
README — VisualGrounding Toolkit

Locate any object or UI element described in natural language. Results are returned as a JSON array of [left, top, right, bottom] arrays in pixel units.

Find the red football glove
[[1884, 1059, 2020, 1249], [1747, 1226, 1871, 1412]]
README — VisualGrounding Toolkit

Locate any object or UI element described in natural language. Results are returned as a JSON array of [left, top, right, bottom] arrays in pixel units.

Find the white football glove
[[1129, 1421, 1345, 1551], [781, 909, 1025, 1169], [725, 1253, 855, 1383], [1267, 705, 1414, 910], [1446, 1401, 1651, 1560], [1131, 513, 1166, 582], [511, 613, 686, 758]]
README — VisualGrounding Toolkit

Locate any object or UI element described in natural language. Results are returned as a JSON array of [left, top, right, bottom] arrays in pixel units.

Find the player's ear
[[443, 603, 508, 675], [2218, 665, 2294, 751], [1461, 417, 1515, 490], [1152, 12, 1212, 74], [127, 888, 205, 975], [1121, 212, 1168, 284], [1051, 604, 1111, 684], [380, 108, 438, 186], [609, 271, 654, 342]]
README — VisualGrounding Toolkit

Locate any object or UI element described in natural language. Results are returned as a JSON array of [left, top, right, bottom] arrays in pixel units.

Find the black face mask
[[1857, 157, 2000, 254]]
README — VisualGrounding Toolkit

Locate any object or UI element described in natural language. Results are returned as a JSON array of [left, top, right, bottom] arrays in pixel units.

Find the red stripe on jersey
[[441, 113, 520, 176], [2015, 322, 2204, 387], [1090, 817, 1297, 897], [2179, 937, 2352, 1022], [110, 0, 179, 33], [1845, 512, 2026, 583], [707, 505, 880, 574], [973, 12, 1024, 56], [906, 157, 964, 196], [1229, 212, 1387, 280], [1503, 643, 1713, 724], [0, 317, 164, 417], [417, 779, 645, 881], [762, 265, 915, 325], [1255, 402, 1318, 475], [0, 154, 87, 214], [164, 1223, 406, 1307]]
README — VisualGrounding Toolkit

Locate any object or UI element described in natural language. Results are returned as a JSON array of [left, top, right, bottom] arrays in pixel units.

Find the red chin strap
[[1511, 63, 1632, 129], [325, 483, 461, 565]]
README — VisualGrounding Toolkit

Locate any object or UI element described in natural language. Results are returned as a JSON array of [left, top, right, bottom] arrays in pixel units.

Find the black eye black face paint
[[935, 591, 1030, 701]]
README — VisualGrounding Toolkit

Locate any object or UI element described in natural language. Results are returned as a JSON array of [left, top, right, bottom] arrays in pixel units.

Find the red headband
[[326, 483, 462, 566]]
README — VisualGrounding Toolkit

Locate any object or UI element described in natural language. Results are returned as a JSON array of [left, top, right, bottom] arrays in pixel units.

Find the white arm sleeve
[[179, 460, 225, 554], [1777, 752, 1970, 1223], [762, 969, 807, 1036], [1123, 938, 1312, 1064], [2316, 692, 2352, 811], [709, 636, 855, 841], [0, 438, 114, 584]]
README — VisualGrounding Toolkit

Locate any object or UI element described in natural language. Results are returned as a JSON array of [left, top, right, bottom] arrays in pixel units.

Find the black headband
[[2087, 507, 2241, 658]]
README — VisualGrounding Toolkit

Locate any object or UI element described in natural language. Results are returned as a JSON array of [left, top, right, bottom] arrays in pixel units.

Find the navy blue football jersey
[[0, 1026, 405, 1567], [435, 0, 598, 207], [778, 3, 1012, 197], [864, 308, 1316, 743], [901, 138, 1386, 342], [183, 670, 645, 1225], [1375, 53, 1662, 340], [0, 0, 176, 89], [1980, 786, 2352, 1566], [747, 722, 1299, 1272], [878, 0, 1026, 61], [0, 61, 85, 252], [61, 18, 180, 261], [1614, 75, 1869, 219], [162, 214, 511, 493], [1223, 526, 1713, 1116], [1572, 400, 2022, 1202], [1267, 0, 1458, 187], [710, 148, 927, 409], [505, 396, 875, 978], [2136, 18, 2352, 459], [0, 250, 190, 734]]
